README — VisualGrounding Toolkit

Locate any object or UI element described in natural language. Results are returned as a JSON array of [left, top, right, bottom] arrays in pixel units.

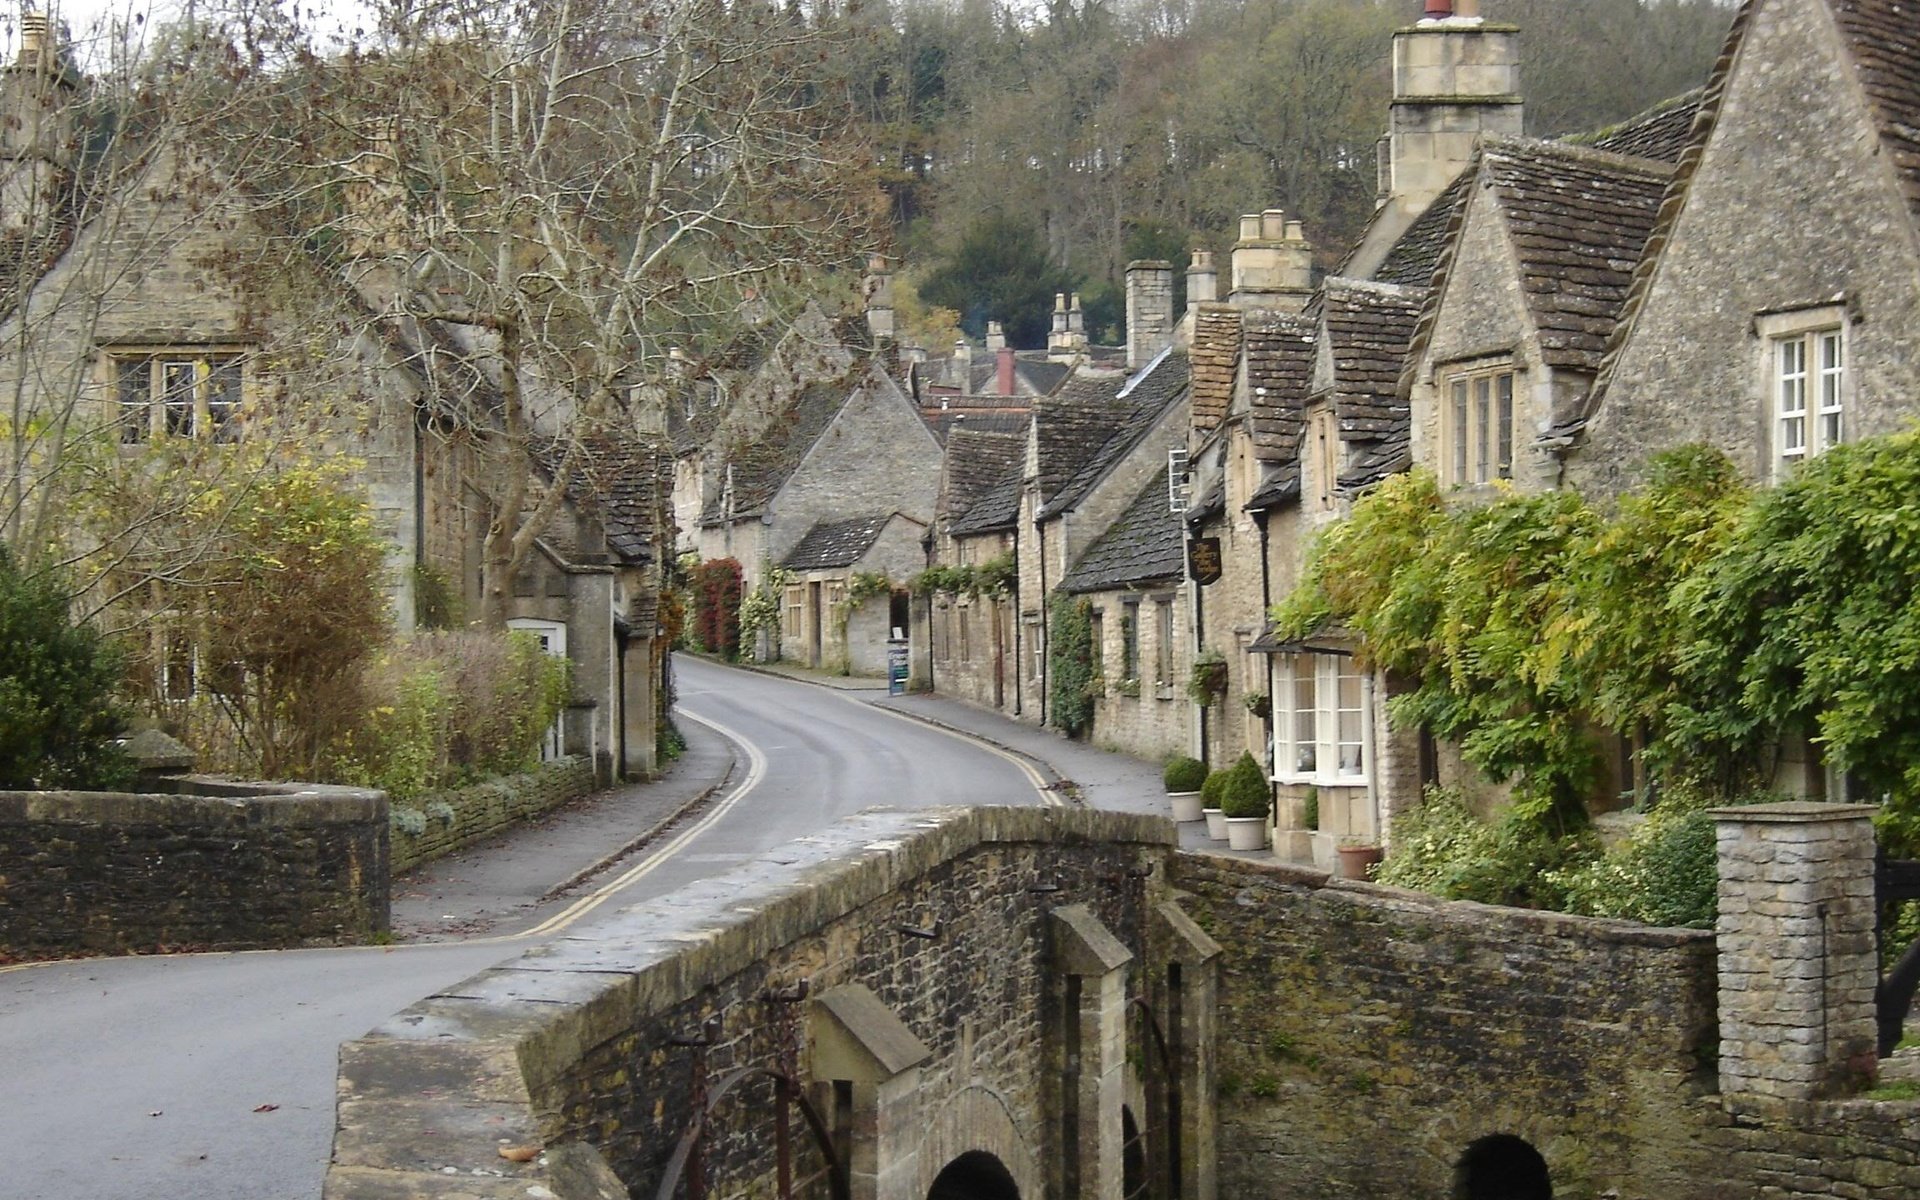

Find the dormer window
[[1439, 363, 1514, 486], [1760, 306, 1846, 481], [115, 352, 244, 444]]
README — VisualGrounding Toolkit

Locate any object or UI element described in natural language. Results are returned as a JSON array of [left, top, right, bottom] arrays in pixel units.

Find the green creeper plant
[[1048, 594, 1096, 737]]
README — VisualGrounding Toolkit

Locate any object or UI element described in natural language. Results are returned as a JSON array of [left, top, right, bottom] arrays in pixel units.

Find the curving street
[[0, 660, 1051, 1200]]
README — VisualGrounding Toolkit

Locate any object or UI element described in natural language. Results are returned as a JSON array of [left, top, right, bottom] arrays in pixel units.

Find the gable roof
[[781, 513, 897, 571], [1373, 172, 1473, 289], [1189, 305, 1242, 432], [1478, 137, 1674, 371], [1322, 279, 1424, 441], [948, 460, 1023, 538], [531, 434, 670, 566], [1037, 351, 1190, 519], [1059, 474, 1184, 594], [1570, 90, 1706, 165], [1830, 0, 1920, 229], [942, 429, 1025, 526], [1244, 311, 1316, 463], [920, 396, 1032, 443]]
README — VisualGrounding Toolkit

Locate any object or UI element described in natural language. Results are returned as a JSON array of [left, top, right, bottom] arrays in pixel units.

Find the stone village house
[[0, 18, 671, 780]]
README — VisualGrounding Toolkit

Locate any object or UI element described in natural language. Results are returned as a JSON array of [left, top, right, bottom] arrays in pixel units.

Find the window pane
[[117, 359, 149, 444], [1496, 373, 1514, 480], [1293, 667, 1316, 773], [1474, 378, 1492, 483], [162, 361, 196, 436], [1155, 601, 1173, 680], [1336, 664, 1364, 776], [1818, 331, 1843, 451], [1777, 338, 1807, 415], [208, 359, 242, 442], [1451, 381, 1468, 484]]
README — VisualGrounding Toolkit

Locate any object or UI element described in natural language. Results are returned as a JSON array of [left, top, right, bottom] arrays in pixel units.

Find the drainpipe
[[1010, 532, 1023, 716], [1256, 506, 1275, 799], [1036, 514, 1050, 727], [922, 531, 936, 695]]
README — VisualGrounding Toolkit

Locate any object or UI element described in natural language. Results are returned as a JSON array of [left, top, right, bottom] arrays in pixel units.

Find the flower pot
[[1168, 791, 1205, 823], [1203, 808, 1228, 841], [1336, 843, 1383, 881], [1226, 816, 1268, 851]]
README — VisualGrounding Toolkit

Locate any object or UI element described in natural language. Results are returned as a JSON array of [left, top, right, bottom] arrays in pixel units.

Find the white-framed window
[[1272, 652, 1370, 784], [115, 352, 245, 444], [506, 618, 568, 761], [1439, 363, 1515, 487], [1765, 312, 1845, 479]]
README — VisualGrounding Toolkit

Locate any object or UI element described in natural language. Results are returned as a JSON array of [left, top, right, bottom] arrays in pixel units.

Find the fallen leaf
[[253, 1104, 279, 1113], [498, 1145, 540, 1163]]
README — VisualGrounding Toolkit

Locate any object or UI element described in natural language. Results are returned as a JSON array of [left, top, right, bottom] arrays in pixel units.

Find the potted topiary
[[1200, 766, 1230, 841], [1220, 751, 1271, 850], [1164, 755, 1207, 823]]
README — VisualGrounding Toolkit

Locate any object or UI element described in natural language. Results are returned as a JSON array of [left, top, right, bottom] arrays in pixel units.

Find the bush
[[688, 558, 744, 657], [1375, 786, 1591, 909], [0, 546, 131, 789], [1220, 751, 1271, 819], [1303, 786, 1320, 831], [1164, 755, 1207, 793], [1048, 595, 1096, 738], [1200, 766, 1229, 809], [1550, 788, 1771, 929], [331, 629, 570, 801]]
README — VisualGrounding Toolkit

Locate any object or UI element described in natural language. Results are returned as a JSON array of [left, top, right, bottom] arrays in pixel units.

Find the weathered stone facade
[[0, 779, 388, 954]]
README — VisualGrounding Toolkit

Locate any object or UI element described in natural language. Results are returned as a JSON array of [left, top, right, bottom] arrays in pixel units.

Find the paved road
[[0, 658, 1045, 1200]]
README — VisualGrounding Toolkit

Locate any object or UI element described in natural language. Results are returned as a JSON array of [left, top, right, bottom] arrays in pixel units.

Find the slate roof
[[1188, 305, 1242, 432], [942, 429, 1025, 526], [1571, 90, 1705, 165], [1059, 474, 1184, 594], [1479, 137, 1673, 371], [1373, 172, 1473, 288], [534, 434, 671, 566], [920, 398, 1032, 443], [1244, 312, 1315, 463], [1036, 351, 1191, 519], [1831, 0, 1920, 229], [1246, 462, 1301, 511], [782, 514, 893, 571], [700, 364, 875, 526], [948, 461, 1023, 537], [1322, 279, 1424, 443]]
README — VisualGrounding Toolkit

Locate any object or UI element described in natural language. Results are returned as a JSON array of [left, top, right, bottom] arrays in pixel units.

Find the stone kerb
[[326, 806, 1176, 1200], [1712, 801, 1880, 1101]]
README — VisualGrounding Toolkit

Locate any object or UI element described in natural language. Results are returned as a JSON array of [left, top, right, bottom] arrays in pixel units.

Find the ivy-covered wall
[[388, 757, 596, 874]]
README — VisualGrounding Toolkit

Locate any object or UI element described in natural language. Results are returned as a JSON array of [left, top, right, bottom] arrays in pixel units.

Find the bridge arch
[[1452, 1133, 1553, 1200], [916, 1083, 1044, 1200], [927, 1151, 1021, 1200]]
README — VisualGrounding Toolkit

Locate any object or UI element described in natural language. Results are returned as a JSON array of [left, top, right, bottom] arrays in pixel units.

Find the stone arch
[[1452, 1133, 1553, 1200], [1120, 1105, 1147, 1200], [916, 1083, 1044, 1200], [927, 1151, 1021, 1200]]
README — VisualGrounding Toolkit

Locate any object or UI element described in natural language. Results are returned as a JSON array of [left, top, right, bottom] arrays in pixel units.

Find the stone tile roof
[[700, 365, 871, 526], [1059, 474, 1183, 594], [919, 398, 1031, 443], [1036, 350, 1190, 519], [947, 460, 1023, 537], [1322, 279, 1424, 443], [1341, 435, 1412, 493], [535, 434, 671, 566], [1188, 305, 1242, 432], [942, 429, 1025, 526], [1244, 312, 1315, 463], [781, 513, 893, 571], [1570, 90, 1705, 165], [1480, 137, 1673, 371], [1373, 171, 1473, 288], [1832, 0, 1920, 229], [1246, 462, 1301, 511]]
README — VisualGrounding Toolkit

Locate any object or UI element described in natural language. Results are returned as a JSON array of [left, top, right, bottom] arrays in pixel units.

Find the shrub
[[1220, 751, 1271, 819], [0, 546, 132, 789], [1303, 786, 1320, 831], [1550, 788, 1770, 929], [1164, 755, 1207, 793], [1375, 786, 1591, 909], [1048, 595, 1096, 737], [688, 558, 744, 657], [1200, 766, 1229, 809]]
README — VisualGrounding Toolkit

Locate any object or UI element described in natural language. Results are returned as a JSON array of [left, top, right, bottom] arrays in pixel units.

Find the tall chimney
[[1126, 260, 1174, 370], [1186, 250, 1219, 312], [953, 339, 973, 391], [996, 345, 1017, 396], [0, 10, 78, 232], [1228, 214, 1314, 313], [1048, 292, 1084, 363], [864, 254, 895, 343], [985, 321, 1007, 353]]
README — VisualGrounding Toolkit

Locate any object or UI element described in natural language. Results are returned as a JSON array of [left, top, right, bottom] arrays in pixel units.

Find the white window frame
[[1272, 652, 1371, 785], [114, 350, 246, 445], [1437, 361, 1516, 487], [1759, 306, 1846, 481]]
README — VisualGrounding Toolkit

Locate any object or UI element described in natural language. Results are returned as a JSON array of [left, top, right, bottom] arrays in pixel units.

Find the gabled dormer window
[[1439, 363, 1514, 487]]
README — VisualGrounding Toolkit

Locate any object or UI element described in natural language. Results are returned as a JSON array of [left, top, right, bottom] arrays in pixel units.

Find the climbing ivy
[[1047, 593, 1096, 738], [912, 553, 1015, 601]]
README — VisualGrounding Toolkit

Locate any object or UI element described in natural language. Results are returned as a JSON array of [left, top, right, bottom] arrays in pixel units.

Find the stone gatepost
[[1054, 904, 1134, 1200], [1152, 902, 1221, 1200], [809, 983, 932, 1200], [1712, 802, 1879, 1099]]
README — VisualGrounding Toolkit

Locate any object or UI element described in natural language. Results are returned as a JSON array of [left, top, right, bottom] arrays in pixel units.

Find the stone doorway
[[926, 1151, 1021, 1200]]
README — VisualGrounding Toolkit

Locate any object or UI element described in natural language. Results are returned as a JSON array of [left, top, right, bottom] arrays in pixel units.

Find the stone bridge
[[328, 803, 1920, 1200]]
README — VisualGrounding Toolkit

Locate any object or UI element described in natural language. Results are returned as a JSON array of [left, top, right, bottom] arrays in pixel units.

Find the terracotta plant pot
[[1336, 843, 1383, 881], [1203, 808, 1228, 841], [1226, 816, 1268, 851], [1169, 791, 1205, 823]]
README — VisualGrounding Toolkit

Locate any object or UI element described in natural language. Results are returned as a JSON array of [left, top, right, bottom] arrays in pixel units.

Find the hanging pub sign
[[1188, 537, 1223, 585]]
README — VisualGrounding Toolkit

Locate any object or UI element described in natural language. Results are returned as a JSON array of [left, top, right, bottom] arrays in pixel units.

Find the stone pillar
[[809, 984, 933, 1200], [1712, 802, 1880, 1100], [1151, 902, 1221, 1200], [1053, 904, 1134, 1200], [1126, 260, 1174, 370]]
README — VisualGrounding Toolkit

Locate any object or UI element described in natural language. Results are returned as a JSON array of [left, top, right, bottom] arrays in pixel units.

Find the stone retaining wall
[[387, 757, 597, 874], [0, 779, 387, 954]]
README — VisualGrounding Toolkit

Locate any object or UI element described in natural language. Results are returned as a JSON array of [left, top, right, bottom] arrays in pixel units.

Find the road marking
[[847, 695, 1058, 807], [502, 709, 767, 941]]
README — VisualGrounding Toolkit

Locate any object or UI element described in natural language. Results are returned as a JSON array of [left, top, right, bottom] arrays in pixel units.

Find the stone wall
[[0, 779, 388, 954], [388, 757, 597, 875], [327, 807, 1190, 1200]]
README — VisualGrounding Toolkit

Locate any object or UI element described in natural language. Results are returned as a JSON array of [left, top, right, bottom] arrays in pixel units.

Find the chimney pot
[[1455, 0, 1480, 16], [1423, 0, 1453, 17], [1261, 209, 1287, 240], [996, 346, 1016, 396], [1285, 220, 1306, 242], [1238, 214, 1262, 242]]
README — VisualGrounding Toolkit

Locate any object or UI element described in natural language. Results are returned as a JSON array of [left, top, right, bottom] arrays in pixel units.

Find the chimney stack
[[985, 321, 1007, 353], [953, 339, 973, 391], [1186, 250, 1219, 313], [864, 255, 895, 343], [0, 11, 78, 232], [996, 345, 1017, 396], [1126, 260, 1175, 370], [1047, 292, 1086, 363], [1228, 213, 1313, 313]]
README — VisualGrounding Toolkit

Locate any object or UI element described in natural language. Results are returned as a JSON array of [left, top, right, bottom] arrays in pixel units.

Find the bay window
[[1273, 652, 1370, 784]]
